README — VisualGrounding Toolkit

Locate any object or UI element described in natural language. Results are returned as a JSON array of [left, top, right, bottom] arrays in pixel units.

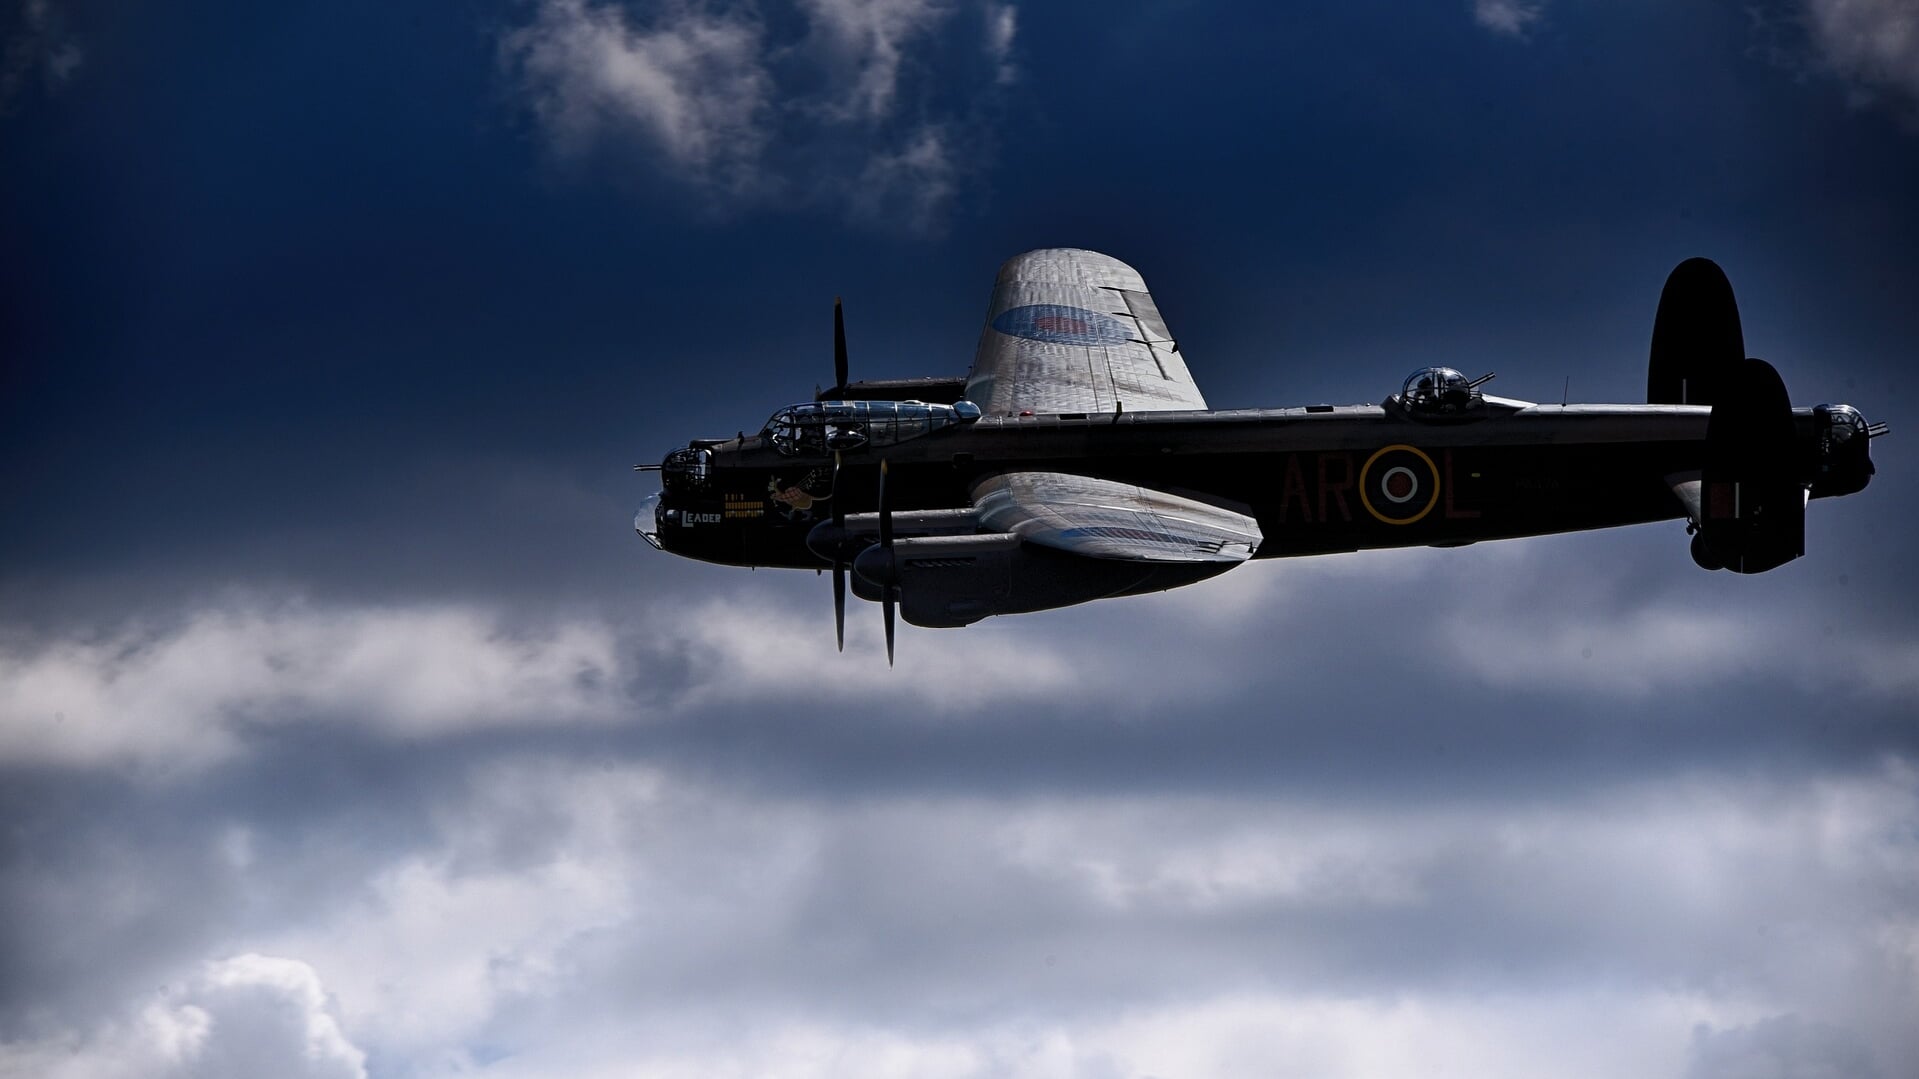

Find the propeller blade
[[883, 589, 896, 667], [833, 566, 846, 653], [832, 452, 845, 527], [831, 450, 846, 652], [833, 296, 848, 396], [878, 458, 896, 665]]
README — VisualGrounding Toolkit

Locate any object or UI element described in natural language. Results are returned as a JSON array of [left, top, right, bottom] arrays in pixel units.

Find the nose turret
[[662, 446, 714, 492]]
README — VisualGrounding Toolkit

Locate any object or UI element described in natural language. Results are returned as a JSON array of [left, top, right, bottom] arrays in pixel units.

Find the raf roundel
[[1360, 444, 1440, 525], [992, 304, 1134, 346]]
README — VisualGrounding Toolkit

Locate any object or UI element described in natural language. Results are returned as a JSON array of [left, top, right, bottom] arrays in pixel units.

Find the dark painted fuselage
[[649, 398, 1863, 569]]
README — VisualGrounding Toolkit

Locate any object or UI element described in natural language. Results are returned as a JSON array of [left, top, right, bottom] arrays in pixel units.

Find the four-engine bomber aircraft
[[637, 249, 1884, 662]]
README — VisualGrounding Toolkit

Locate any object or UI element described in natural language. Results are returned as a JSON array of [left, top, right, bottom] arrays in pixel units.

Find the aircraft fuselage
[[645, 399, 1872, 569]]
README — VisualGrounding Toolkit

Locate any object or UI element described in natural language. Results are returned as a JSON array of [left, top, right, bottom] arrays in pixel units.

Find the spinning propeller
[[812, 296, 899, 663], [830, 451, 846, 652], [835, 296, 849, 397], [876, 459, 898, 666]]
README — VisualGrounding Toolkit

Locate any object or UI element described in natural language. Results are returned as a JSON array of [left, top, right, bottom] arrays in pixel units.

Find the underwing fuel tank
[[1696, 357, 1804, 574]]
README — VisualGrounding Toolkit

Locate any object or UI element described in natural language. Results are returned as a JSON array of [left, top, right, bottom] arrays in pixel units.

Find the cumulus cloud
[[1472, 0, 1545, 39], [500, 0, 1019, 227], [0, 955, 366, 1079], [10, 756, 1915, 1076]]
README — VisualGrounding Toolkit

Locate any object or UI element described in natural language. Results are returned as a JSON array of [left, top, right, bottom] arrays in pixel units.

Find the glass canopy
[[762, 400, 981, 456]]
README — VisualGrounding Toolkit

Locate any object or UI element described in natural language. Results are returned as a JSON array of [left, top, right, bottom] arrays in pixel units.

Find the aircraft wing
[[965, 248, 1207, 415], [972, 471, 1261, 562]]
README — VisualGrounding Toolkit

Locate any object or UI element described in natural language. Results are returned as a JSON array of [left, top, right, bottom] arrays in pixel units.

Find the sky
[[2, 1, 1917, 1076]]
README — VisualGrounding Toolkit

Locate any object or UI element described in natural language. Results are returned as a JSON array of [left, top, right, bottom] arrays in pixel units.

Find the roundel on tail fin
[[1649, 257, 1745, 406]]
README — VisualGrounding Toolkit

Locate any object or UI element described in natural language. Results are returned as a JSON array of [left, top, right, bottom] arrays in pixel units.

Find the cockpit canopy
[[763, 399, 981, 457], [1400, 366, 1481, 414]]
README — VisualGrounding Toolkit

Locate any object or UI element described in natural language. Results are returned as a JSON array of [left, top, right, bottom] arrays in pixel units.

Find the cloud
[[848, 125, 959, 233], [1688, 1014, 1884, 1079], [0, 955, 366, 1079], [0, 599, 630, 771], [1472, 1, 1919, 124], [1438, 587, 1919, 700], [0, 0, 83, 113], [500, 0, 771, 190], [0, 586, 1208, 774], [8, 756, 1916, 1076], [798, 0, 949, 121], [1800, 0, 1919, 118], [499, 1, 1019, 228], [985, 2, 1017, 84], [1472, 0, 1545, 39]]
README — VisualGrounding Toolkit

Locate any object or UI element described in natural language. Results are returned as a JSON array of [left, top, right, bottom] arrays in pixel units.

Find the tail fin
[[1698, 357, 1804, 574], [1649, 258, 1744, 406]]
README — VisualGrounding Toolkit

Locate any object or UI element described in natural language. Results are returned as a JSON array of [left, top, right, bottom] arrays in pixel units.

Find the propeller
[[831, 451, 846, 652], [833, 296, 849, 398], [877, 458, 896, 666]]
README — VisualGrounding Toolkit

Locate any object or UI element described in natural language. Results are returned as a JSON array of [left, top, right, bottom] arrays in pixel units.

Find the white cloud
[[9, 532, 1911, 776], [500, 1, 1018, 229], [0, 599, 629, 771], [799, 0, 949, 121], [1472, 0, 1545, 39], [501, 0, 771, 188], [1801, 0, 1919, 116], [0, 955, 366, 1079], [0, 586, 1213, 773], [17, 758, 1907, 1077]]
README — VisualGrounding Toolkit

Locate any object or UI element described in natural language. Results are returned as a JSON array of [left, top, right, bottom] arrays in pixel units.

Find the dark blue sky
[[2, 4, 1916, 1077]]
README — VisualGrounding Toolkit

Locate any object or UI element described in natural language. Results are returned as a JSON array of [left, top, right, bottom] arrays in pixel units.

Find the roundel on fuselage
[[1359, 444, 1440, 525], [992, 304, 1133, 346]]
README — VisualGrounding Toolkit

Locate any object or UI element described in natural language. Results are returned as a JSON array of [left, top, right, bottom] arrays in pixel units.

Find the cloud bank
[[5, 750, 1913, 1076]]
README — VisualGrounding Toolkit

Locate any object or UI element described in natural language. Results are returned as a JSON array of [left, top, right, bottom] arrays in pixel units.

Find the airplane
[[636, 249, 1885, 663]]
